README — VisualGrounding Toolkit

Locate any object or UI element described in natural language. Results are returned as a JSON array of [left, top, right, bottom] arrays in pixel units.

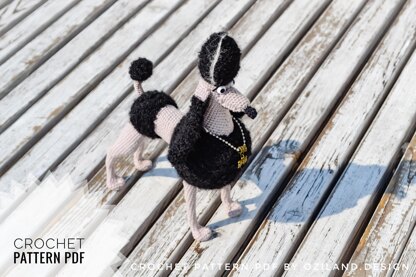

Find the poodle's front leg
[[106, 123, 141, 190], [183, 181, 213, 241], [106, 152, 124, 190], [220, 184, 242, 217], [133, 139, 152, 171]]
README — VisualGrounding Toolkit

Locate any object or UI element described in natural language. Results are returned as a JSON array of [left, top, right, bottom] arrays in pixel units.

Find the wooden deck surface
[[0, 0, 416, 276]]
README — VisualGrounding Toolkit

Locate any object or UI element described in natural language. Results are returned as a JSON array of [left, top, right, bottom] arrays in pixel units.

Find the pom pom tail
[[129, 58, 153, 82]]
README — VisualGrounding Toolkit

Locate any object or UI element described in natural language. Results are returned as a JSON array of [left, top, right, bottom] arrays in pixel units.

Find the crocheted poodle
[[106, 32, 257, 241]]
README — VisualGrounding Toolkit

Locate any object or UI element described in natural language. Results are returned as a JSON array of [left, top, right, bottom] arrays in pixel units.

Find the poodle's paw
[[191, 226, 213, 242], [107, 177, 125, 191], [226, 201, 242, 218], [134, 159, 152, 171]]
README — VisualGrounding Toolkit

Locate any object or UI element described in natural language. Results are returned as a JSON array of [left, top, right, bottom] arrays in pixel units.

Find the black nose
[[244, 106, 257, 119]]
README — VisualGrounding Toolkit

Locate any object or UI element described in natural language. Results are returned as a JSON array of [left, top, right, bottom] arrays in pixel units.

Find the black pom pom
[[129, 58, 153, 81]]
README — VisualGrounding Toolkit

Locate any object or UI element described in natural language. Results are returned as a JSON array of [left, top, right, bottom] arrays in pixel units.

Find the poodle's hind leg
[[220, 184, 242, 218], [106, 123, 142, 190], [133, 138, 152, 171], [183, 181, 213, 241]]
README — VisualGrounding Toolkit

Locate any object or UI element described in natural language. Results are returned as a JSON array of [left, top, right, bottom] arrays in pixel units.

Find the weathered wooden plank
[[0, 0, 150, 133], [0, 0, 46, 36], [0, 175, 78, 273], [0, 0, 185, 178], [393, 215, 416, 277], [344, 134, 416, 277], [0, 0, 81, 65], [0, 0, 188, 222], [0, 0, 116, 98], [284, 50, 416, 277], [118, 0, 370, 275], [170, 0, 407, 276]]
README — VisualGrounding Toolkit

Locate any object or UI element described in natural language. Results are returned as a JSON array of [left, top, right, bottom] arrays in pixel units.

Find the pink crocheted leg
[[133, 139, 152, 171], [183, 181, 213, 241], [106, 123, 142, 190], [220, 185, 242, 218]]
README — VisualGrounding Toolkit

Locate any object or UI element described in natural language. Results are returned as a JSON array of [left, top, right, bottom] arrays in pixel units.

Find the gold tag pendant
[[238, 154, 247, 168], [237, 144, 248, 168]]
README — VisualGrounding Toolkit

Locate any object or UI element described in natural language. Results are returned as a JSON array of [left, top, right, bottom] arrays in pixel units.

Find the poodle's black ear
[[198, 32, 241, 86]]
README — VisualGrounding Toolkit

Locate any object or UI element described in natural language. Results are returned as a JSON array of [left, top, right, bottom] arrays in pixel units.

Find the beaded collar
[[204, 117, 248, 168]]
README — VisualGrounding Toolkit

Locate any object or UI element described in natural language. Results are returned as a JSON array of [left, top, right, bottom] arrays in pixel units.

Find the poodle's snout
[[244, 106, 257, 119]]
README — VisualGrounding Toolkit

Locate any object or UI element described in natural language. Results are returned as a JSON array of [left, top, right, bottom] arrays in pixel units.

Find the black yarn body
[[129, 91, 177, 139], [168, 96, 252, 190]]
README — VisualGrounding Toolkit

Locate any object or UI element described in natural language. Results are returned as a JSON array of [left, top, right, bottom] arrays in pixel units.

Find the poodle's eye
[[216, 86, 228, 94]]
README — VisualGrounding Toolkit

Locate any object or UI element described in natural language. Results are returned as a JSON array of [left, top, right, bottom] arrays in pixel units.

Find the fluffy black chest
[[171, 120, 252, 190]]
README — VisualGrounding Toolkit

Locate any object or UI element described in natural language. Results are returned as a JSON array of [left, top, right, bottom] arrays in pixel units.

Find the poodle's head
[[198, 32, 257, 119]]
